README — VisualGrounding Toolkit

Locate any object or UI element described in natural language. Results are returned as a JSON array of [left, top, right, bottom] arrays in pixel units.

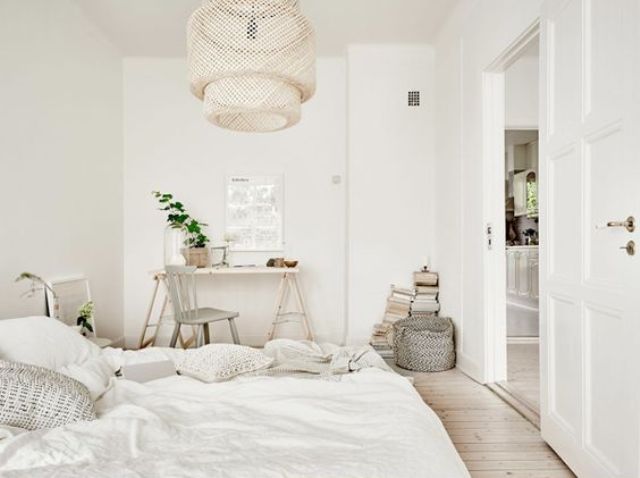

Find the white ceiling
[[74, 0, 462, 57]]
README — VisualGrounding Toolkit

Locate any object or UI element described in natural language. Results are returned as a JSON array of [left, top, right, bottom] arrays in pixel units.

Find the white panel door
[[540, 0, 640, 477]]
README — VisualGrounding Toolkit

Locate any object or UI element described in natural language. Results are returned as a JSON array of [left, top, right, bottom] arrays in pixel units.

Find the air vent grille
[[408, 91, 420, 107]]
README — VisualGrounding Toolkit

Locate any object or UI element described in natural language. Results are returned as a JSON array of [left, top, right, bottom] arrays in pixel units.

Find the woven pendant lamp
[[187, 0, 316, 133]]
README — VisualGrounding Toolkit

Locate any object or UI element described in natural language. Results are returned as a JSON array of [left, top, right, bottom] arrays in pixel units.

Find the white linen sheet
[[0, 347, 469, 478]]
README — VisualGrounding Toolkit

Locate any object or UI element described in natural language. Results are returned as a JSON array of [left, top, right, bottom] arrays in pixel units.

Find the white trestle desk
[[138, 267, 314, 349]]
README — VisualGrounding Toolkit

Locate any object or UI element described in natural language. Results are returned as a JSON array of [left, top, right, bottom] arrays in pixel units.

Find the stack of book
[[369, 272, 441, 358], [369, 326, 393, 358], [386, 286, 414, 321], [412, 271, 439, 315], [369, 285, 414, 358]]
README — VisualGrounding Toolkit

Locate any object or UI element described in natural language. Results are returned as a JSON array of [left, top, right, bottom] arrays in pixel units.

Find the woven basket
[[393, 316, 455, 372]]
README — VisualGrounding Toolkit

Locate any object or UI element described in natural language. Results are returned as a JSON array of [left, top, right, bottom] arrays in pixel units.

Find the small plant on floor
[[152, 191, 210, 248], [76, 301, 94, 336]]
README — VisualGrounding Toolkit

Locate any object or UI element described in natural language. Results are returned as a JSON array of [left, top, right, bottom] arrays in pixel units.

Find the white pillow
[[58, 355, 119, 400], [0, 317, 100, 371], [177, 344, 273, 383]]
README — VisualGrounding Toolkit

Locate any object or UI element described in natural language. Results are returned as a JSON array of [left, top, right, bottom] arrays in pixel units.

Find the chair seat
[[179, 307, 239, 325]]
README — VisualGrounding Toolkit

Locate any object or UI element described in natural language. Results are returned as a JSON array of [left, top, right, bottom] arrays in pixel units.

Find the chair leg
[[203, 323, 211, 345], [195, 326, 203, 348], [228, 318, 240, 345], [169, 323, 181, 348]]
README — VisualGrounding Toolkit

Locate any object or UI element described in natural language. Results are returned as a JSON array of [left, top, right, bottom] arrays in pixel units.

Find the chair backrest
[[165, 266, 199, 324]]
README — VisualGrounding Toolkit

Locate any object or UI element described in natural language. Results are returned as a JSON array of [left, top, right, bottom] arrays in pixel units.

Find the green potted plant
[[152, 191, 211, 267]]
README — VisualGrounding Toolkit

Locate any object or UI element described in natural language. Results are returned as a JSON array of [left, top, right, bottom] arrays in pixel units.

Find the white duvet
[[0, 347, 469, 478]]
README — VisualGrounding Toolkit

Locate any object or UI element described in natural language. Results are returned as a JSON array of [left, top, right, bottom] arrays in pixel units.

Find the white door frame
[[482, 20, 541, 384]]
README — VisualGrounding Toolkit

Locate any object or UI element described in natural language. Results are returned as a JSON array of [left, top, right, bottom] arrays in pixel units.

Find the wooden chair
[[165, 266, 240, 348]]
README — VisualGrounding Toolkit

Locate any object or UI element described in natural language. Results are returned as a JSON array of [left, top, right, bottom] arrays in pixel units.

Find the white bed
[[0, 334, 469, 477]]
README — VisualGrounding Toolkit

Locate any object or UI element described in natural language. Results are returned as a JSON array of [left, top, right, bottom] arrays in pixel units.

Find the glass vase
[[164, 227, 186, 266]]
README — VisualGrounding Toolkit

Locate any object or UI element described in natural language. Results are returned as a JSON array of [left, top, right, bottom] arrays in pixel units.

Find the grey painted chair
[[165, 266, 240, 348]]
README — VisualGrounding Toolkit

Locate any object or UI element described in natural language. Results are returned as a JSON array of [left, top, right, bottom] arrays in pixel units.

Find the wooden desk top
[[152, 266, 298, 277]]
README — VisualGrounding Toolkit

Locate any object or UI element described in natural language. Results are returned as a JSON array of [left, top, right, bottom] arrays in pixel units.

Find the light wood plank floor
[[505, 343, 540, 412], [406, 368, 575, 478]]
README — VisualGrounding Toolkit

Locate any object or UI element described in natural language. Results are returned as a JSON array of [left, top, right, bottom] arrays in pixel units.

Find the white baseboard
[[107, 336, 125, 348], [507, 336, 540, 345], [123, 332, 340, 350], [124, 334, 274, 349], [456, 351, 485, 384]]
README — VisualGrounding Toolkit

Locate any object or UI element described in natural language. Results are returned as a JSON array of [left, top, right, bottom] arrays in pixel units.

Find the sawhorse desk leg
[[267, 272, 314, 342]]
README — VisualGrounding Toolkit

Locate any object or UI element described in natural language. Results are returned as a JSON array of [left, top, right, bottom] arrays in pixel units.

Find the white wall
[[506, 55, 539, 128], [347, 45, 435, 344], [433, 1, 543, 382], [123, 58, 347, 347], [0, 2, 436, 348], [124, 47, 436, 348], [0, 0, 124, 342]]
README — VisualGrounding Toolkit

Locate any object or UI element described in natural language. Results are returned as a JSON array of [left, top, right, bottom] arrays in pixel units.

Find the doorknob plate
[[620, 240, 636, 256]]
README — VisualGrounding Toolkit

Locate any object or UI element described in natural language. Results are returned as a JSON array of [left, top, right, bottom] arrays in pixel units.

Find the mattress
[[0, 347, 469, 478]]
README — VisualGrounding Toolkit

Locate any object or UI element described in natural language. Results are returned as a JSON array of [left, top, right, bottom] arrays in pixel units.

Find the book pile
[[369, 326, 393, 358], [369, 271, 440, 358], [412, 271, 439, 315], [369, 285, 415, 358]]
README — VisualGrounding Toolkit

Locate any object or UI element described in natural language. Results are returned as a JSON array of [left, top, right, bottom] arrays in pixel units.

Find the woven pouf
[[393, 317, 456, 372]]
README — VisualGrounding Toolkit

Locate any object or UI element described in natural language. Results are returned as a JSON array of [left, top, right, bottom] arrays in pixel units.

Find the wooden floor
[[408, 368, 575, 478], [505, 343, 540, 412]]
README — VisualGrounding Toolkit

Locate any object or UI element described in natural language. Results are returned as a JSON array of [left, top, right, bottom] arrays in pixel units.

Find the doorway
[[482, 23, 541, 425], [483, 3, 640, 474], [502, 127, 540, 415]]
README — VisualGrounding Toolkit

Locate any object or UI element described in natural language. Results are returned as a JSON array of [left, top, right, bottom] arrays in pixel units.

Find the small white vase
[[164, 227, 187, 266]]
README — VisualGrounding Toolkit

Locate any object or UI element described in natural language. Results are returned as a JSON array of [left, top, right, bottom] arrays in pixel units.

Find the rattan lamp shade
[[187, 0, 316, 133]]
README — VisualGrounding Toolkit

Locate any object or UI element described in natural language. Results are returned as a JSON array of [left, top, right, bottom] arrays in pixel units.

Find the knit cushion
[[177, 344, 273, 383], [0, 361, 96, 431]]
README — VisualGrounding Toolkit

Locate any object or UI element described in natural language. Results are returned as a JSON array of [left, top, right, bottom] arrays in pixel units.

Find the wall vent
[[408, 91, 420, 107]]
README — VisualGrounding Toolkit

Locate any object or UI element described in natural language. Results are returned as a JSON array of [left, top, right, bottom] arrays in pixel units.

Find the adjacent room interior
[[502, 38, 541, 418], [1, 1, 639, 477]]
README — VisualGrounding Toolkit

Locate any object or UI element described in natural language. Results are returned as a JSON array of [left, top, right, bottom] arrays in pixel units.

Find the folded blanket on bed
[[251, 340, 395, 378]]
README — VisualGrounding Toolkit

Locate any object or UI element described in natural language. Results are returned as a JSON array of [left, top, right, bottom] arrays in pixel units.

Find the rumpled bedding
[[251, 340, 396, 378], [0, 344, 469, 478]]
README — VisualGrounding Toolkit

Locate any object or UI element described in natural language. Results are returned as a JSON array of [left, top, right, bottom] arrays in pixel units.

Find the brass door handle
[[620, 240, 636, 256], [599, 216, 636, 232]]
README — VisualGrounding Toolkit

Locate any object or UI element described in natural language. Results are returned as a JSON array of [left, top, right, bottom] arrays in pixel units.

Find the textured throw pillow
[[0, 361, 96, 431], [0, 317, 100, 370], [177, 344, 273, 383]]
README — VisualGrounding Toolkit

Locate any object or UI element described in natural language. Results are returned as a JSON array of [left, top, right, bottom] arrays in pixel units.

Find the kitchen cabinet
[[511, 139, 538, 172], [506, 246, 539, 304], [530, 256, 539, 299], [507, 251, 518, 294]]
